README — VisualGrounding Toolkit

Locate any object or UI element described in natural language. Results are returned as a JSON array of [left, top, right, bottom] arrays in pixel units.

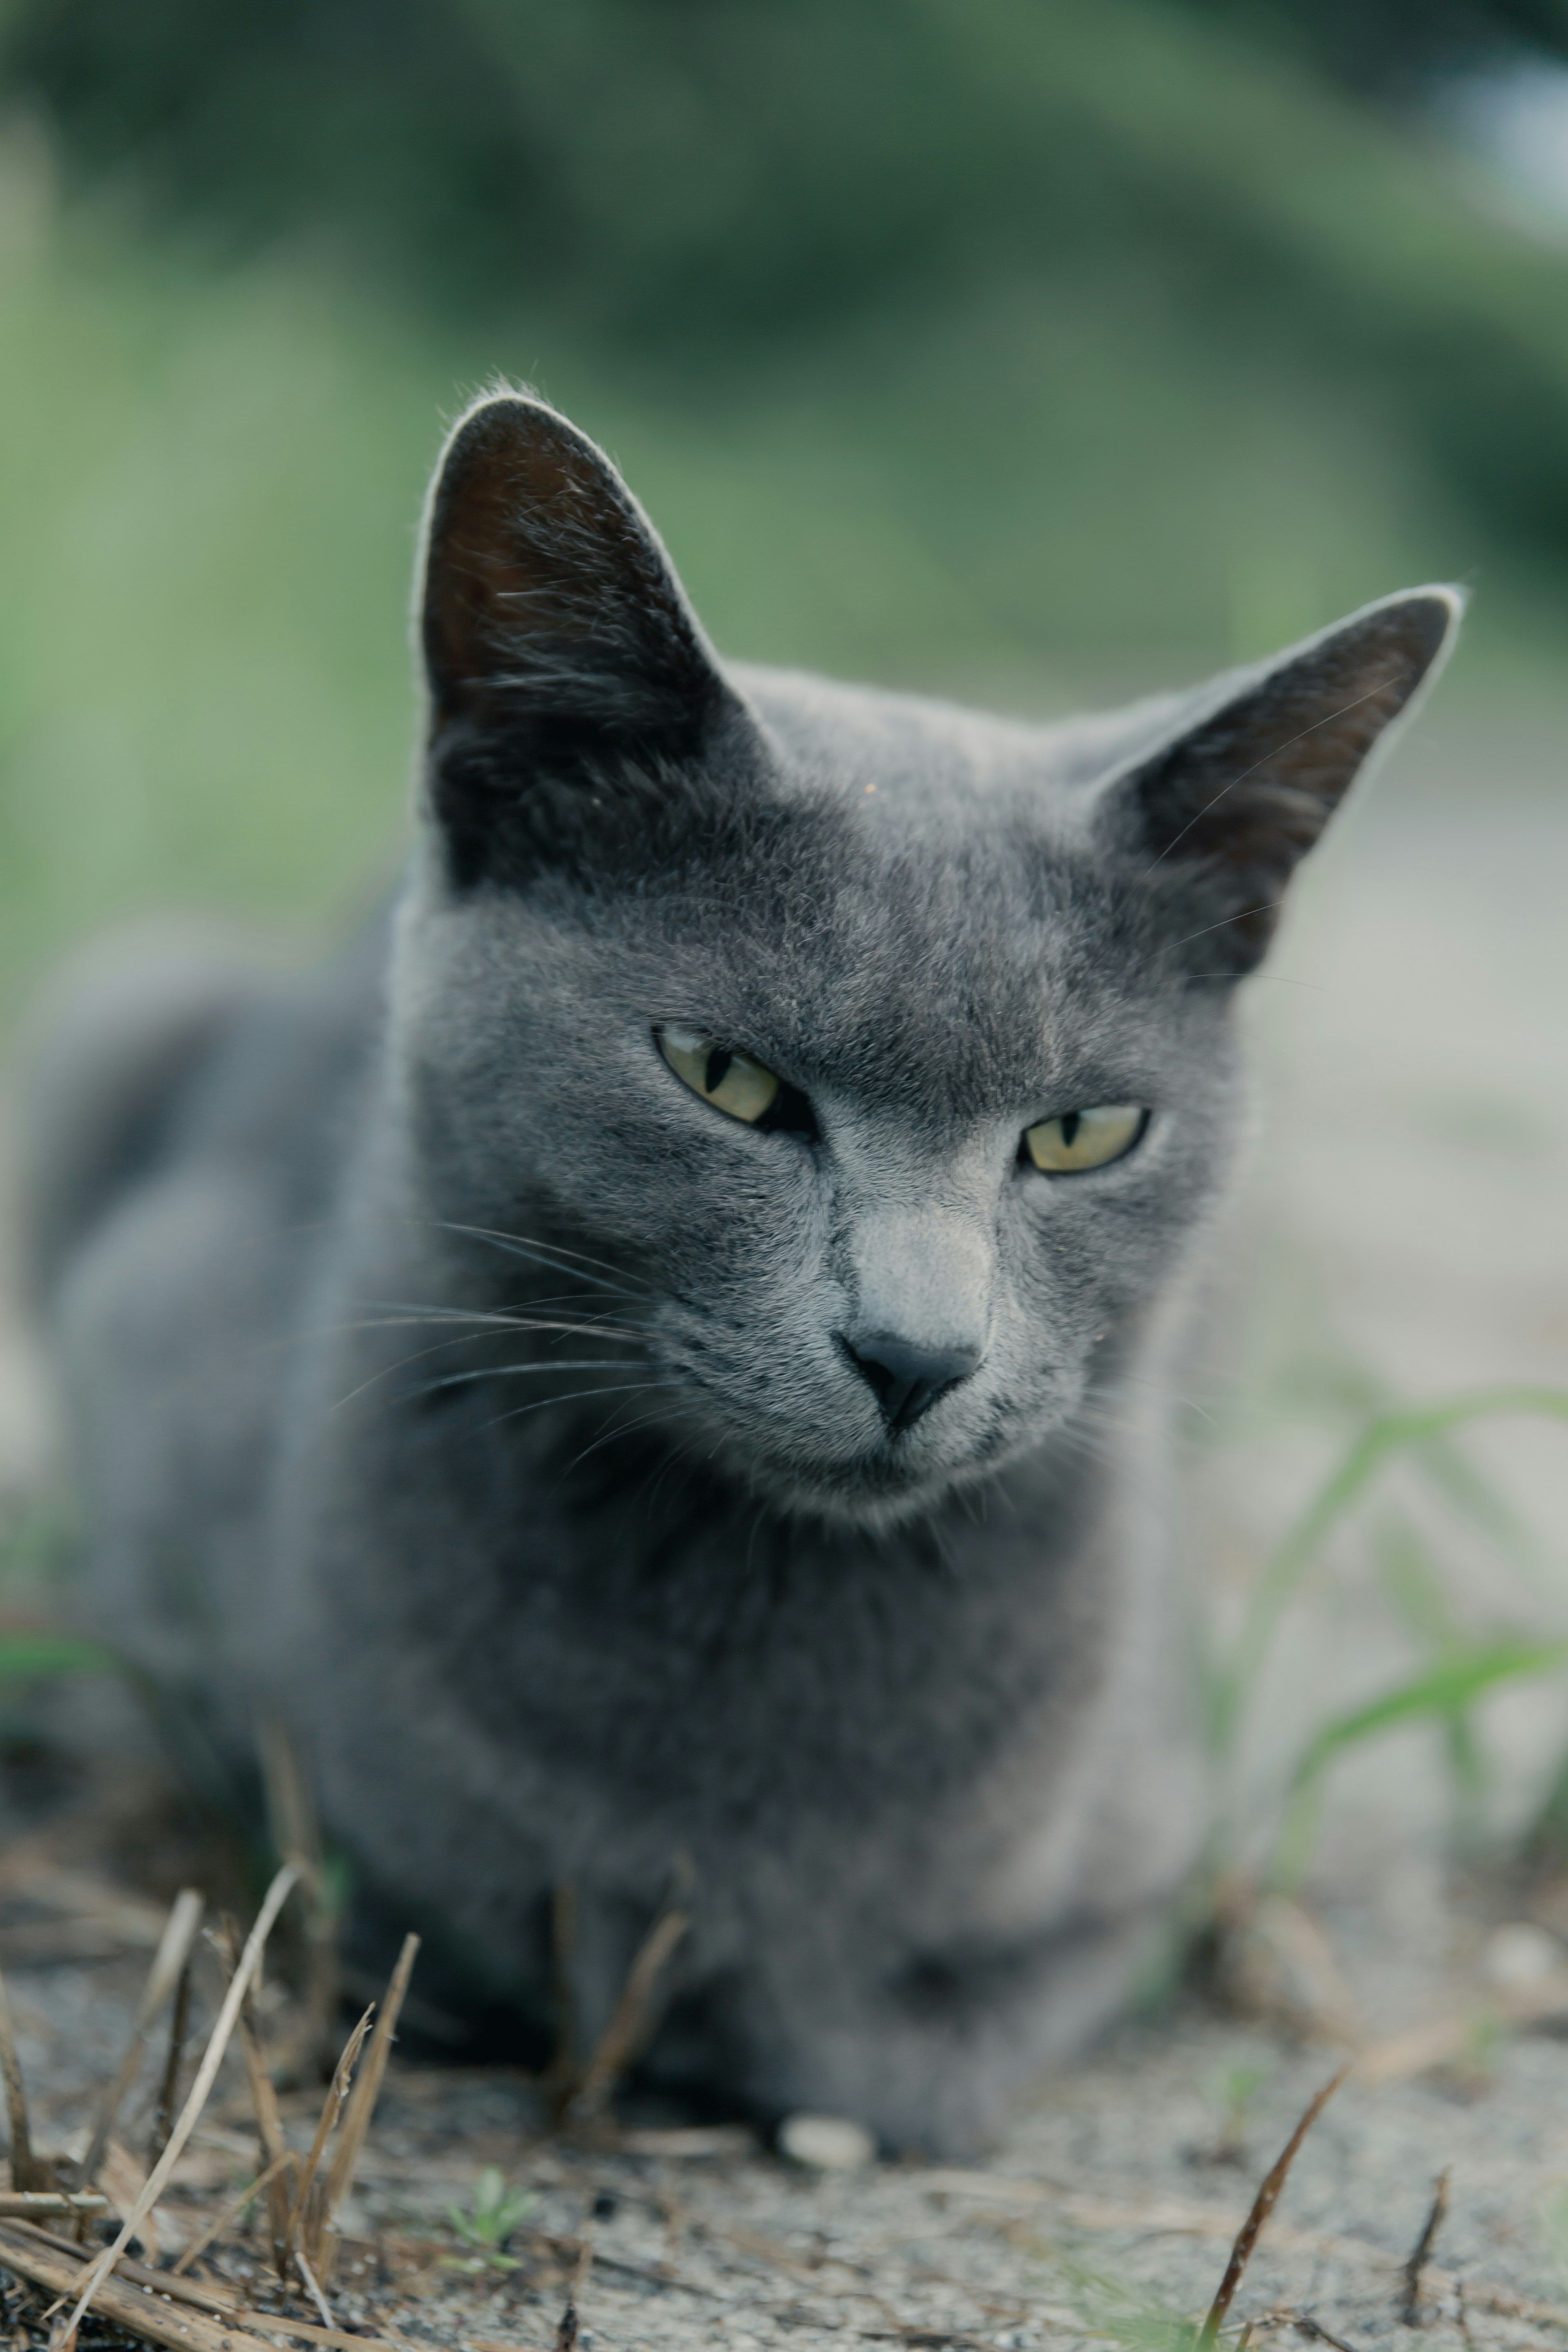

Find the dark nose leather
[[842, 1332, 980, 1433]]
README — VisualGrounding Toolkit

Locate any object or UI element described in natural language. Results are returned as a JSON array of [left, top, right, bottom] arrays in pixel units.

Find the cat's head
[[390, 389, 1459, 1527]]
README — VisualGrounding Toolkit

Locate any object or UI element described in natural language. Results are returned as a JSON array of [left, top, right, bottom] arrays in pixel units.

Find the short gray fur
[[24, 392, 1459, 2152]]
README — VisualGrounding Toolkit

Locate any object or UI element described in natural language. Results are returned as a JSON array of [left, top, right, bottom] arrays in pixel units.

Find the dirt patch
[[4, 1736, 1568, 2352]]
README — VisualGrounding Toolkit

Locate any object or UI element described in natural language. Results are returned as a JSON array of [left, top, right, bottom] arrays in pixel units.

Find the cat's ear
[[417, 390, 737, 884], [1102, 587, 1462, 971]]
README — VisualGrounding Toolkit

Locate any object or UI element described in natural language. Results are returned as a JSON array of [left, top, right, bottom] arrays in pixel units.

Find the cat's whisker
[[366, 1304, 647, 1343], [1165, 899, 1286, 953], [325, 1316, 650, 1411], [632, 1442, 704, 1520], [326, 1334, 505, 1414], [307, 1307, 648, 1399], [1184, 971, 1328, 993], [535, 1392, 711, 1510], [1074, 1403, 1147, 1442], [478, 1379, 683, 1438], [1109, 1368, 1222, 1432], [365, 1296, 640, 1329], [417, 1219, 652, 1298], [559, 1394, 700, 1479], [415, 1358, 658, 1395]]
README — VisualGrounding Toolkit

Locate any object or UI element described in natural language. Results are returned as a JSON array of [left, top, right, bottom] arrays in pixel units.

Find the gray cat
[[24, 392, 1458, 2153]]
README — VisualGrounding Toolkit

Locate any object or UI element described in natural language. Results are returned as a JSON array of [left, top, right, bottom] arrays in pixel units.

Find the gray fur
[[26, 392, 1460, 2153]]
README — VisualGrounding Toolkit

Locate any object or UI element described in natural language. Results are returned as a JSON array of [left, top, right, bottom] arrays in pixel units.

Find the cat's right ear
[[1093, 586, 1462, 972], [417, 390, 738, 886]]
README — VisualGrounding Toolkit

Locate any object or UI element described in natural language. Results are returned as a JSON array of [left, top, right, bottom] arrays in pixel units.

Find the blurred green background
[[5, 0, 1568, 998], [3, 0, 1568, 1888]]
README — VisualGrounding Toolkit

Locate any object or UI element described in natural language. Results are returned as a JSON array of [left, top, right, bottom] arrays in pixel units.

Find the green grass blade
[[1212, 1385, 1568, 1758], [0, 1631, 120, 1680], [1272, 1638, 1568, 1884]]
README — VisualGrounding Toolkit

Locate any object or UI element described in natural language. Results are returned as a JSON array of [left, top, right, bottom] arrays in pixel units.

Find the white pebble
[[777, 2111, 876, 2170], [1483, 1920, 1564, 1989]]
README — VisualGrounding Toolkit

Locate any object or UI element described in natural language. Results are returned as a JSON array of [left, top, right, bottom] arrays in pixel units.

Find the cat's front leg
[[728, 1896, 1174, 2160]]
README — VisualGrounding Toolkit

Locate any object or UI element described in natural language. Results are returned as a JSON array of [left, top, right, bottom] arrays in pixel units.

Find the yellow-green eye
[[1024, 1104, 1145, 1174], [659, 1027, 782, 1125]]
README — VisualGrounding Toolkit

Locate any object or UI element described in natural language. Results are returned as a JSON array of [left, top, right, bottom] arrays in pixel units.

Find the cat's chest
[[378, 1471, 1112, 1835]]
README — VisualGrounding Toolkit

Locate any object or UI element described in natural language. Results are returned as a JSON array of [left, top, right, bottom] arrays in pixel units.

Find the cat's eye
[[659, 1027, 782, 1125], [1024, 1104, 1146, 1174]]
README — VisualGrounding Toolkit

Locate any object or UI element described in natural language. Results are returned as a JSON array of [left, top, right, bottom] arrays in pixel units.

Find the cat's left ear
[[417, 389, 740, 884], [1100, 587, 1462, 970]]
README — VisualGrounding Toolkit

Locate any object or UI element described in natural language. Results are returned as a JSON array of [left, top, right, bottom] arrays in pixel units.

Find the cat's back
[[27, 910, 390, 1688]]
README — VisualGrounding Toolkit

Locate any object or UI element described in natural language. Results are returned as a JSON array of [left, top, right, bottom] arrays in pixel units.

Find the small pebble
[[777, 2111, 876, 2170], [1483, 1920, 1564, 1989]]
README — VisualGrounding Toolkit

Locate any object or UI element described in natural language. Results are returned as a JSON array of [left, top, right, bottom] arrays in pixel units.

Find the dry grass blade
[[149, 1949, 195, 2169], [1270, 2312, 1366, 2352], [281, 2002, 373, 2274], [57, 1861, 299, 2349], [550, 2210, 594, 2352], [219, 1914, 295, 2274], [546, 1881, 579, 2103], [317, 1931, 418, 2260], [1198, 2067, 1349, 2351], [79, 1889, 204, 2191], [1401, 2166, 1450, 2325], [3, 2215, 418, 2352], [294, 2247, 336, 2331], [0, 2193, 107, 2216], [260, 1719, 339, 2078], [565, 1903, 689, 2123], [0, 1958, 50, 2190], [1354, 1967, 1568, 2085], [0, 2219, 281, 2352], [171, 2148, 293, 2276]]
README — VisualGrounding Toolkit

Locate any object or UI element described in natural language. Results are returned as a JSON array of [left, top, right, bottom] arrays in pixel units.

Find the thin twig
[[0, 1961, 48, 2190], [1198, 2067, 1348, 2351], [172, 2147, 294, 2276], [316, 1932, 419, 2266], [57, 1861, 300, 2349], [546, 1881, 579, 2112], [1268, 2312, 1365, 2352], [1401, 2167, 1451, 2326], [565, 1902, 690, 2123], [553, 2232, 593, 2352], [79, 1888, 204, 2190], [219, 1914, 295, 2278]]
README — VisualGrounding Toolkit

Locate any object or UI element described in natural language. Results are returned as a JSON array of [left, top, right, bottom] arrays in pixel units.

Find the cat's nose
[[841, 1332, 981, 1433]]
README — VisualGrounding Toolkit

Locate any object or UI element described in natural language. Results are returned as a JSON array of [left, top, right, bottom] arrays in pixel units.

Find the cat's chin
[[720, 1429, 1038, 1533]]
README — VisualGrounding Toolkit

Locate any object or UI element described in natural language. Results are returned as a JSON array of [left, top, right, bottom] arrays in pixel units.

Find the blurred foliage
[[6, 1, 1568, 967], [11, 0, 1568, 574], [1191, 0, 1568, 91]]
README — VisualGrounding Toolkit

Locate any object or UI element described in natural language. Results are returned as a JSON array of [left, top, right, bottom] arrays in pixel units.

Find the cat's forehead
[[733, 661, 1180, 821], [612, 759, 1174, 1119]]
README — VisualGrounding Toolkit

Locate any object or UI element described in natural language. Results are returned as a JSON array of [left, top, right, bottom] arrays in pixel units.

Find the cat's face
[[391, 392, 1458, 1526]]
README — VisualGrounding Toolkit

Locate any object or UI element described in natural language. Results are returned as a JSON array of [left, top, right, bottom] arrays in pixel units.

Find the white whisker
[[418, 1358, 657, 1394]]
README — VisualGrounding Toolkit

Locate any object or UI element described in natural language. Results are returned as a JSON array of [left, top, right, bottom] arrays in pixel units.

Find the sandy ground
[[0, 689, 1566, 2348]]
